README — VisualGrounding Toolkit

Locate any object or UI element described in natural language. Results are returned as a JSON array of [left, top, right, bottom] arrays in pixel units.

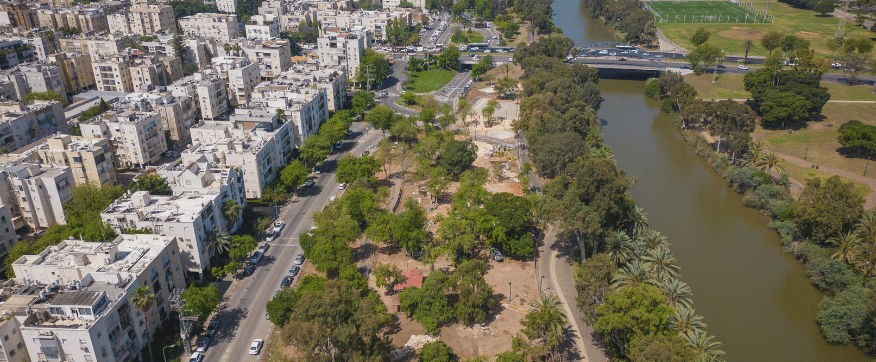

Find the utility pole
[[169, 289, 199, 353], [712, 57, 719, 83], [366, 64, 371, 92]]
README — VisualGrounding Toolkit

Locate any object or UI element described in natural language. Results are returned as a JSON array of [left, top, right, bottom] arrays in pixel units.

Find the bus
[[615, 45, 637, 51], [466, 43, 490, 51]]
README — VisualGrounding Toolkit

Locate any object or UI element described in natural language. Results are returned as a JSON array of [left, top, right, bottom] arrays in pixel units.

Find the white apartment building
[[212, 56, 260, 106], [107, 12, 131, 34], [80, 111, 168, 167], [278, 63, 347, 111], [0, 101, 66, 153], [59, 37, 126, 62], [0, 163, 72, 230], [118, 91, 198, 148], [128, 3, 175, 35], [251, 82, 329, 146], [217, 0, 237, 14], [316, 30, 369, 77], [179, 13, 239, 42], [279, 10, 316, 32], [168, 70, 229, 121], [258, 0, 287, 18], [101, 190, 235, 274], [381, 0, 425, 9], [316, 10, 411, 40], [219, 39, 293, 80], [14, 234, 185, 362], [92, 55, 133, 93], [156, 157, 246, 209], [21, 64, 67, 101], [0, 204, 20, 269], [245, 14, 280, 41], [182, 109, 296, 198], [0, 310, 27, 362]]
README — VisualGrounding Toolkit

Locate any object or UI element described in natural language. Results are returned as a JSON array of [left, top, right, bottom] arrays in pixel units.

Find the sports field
[[647, 1, 766, 23]]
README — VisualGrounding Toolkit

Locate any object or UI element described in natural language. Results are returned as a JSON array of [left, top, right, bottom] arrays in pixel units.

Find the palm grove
[[645, 28, 876, 355]]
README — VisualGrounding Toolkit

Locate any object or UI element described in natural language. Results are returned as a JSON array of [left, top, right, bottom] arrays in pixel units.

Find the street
[[204, 122, 386, 362]]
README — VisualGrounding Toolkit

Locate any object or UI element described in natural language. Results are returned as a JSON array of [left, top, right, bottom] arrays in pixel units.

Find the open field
[[781, 161, 871, 198], [683, 73, 751, 99], [658, 2, 873, 57], [407, 69, 456, 93], [751, 102, 876, 194], [649, 1, 760, 24]]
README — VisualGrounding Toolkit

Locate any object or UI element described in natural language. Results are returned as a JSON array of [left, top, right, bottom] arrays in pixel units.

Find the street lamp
[[508, 282, 512, 300], [162, 345, 175, 362]]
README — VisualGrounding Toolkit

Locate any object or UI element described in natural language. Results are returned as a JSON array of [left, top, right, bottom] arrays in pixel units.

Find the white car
[[273, 221, 285, 233], [738, 65, 749, 70], [304, 180, 314, 187], [265, 231, 276, 242], [188, 352, 204, 362], [338, 183, 347, 190], [249, 339, 263, 355]]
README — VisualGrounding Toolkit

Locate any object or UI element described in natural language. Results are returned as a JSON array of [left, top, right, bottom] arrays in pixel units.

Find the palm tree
[[223, 43, 231, 54], [643, 246, 681, 280], [747, 141, 765, 167], [527, 293, 567, 347], [682, 330, 726, 361], [855, 211, 876, 245], [761, 152, 784, 175], [670, 306, 707, 335], [640, 230, 670, 251], [659, 278, 693, 310], [204, 228, 230, 262], [625, 206, 649, 237], [611, 260, 654, 291], [275, 108, 287, 124], [232, 44, 242, 56], [605, 230, 635, 265], [853, 241, 876, 277], [827, 231, 862, 264], [131, 286, 155, 362], [222, 199, 242, 231]]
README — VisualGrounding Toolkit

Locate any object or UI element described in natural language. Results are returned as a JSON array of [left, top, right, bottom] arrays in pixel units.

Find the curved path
[[773, 151, 876, 209]]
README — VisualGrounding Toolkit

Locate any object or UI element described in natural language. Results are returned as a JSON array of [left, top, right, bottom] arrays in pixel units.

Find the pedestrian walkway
[[772, 151, 876, 209]]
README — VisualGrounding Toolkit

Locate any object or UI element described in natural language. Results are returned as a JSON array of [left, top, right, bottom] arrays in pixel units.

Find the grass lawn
[[649, 1, 759, 24], [406, 69, 456, 93], [658, 2, 873, 57], [825, 82, 876, 101], [465, 31, 484, 43], [781, 161, 871, 198], [751, 102, 876, 190], [683, 73, 751, 99]]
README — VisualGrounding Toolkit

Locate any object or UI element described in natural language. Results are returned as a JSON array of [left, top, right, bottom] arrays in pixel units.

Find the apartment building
[[80, 111, 167, 167], [107, 12, 130, 34], [46, 7, 110, 35], [184, 38, 212, 67], [50, 53, 95, 95], [245, 14, 280, 41], [91, 55, 133, 92], [168, 70, 228, 121], [0, 307, 27, 362], [212, 56, 260, 106], [14, 234, 185, 362], [101, 191, 233, 273], [17, 134, 117, 185], [279, 10, 316, 32], [258, 0, 287, 18], [183, 109, 296, 198], [0, 34, 57, 61], [218, 39, 292, 80], [0, 163, 72, 229], [129, 3, 175, 35], [216, 0, 237, 14], [0, 70, 27, 101], [156, 157, 246, 210], [316, 10, 410, 40], [21, 64, 67, 100], [316, 29, 369, 77], [0, 40, 35, 71], [119, 90, 197, 147], [179, 13, 239, 42], [251, 81, 328, 145], [278, 63, 347, 111], [0, 101, 65, 153], [3, 4, 37, 30], [0, 204, 20, 269]]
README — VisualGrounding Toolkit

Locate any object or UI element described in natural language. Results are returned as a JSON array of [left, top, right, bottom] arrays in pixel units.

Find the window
[[16, 342, 21, 349], [9, 349, 14, 356], [4, 334, 8, 341]]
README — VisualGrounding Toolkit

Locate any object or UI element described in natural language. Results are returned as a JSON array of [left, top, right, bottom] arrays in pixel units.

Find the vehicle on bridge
[[466, 42, 490, 51]]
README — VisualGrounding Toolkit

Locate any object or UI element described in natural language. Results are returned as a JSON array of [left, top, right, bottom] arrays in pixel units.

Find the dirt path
[[773, 151, 876, 209], [702, 98, 876, 104], [656, 28, 688, 53]]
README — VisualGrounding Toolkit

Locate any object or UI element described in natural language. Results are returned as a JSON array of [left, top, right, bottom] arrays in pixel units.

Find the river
[[549, 1, 871, 361]]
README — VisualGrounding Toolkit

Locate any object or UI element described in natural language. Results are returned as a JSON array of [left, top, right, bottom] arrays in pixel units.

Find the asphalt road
[[204, 122, 386, 362]]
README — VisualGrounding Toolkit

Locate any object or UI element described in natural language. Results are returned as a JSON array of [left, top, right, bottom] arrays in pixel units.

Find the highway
[[203, 122, 386, 362]]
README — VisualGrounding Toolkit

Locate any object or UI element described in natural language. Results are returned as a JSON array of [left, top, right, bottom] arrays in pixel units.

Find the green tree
[[419, 341, 455, 362], [356, 48, 391, 88], [628, 334, 697, 362], [761, 31, 784, 56], [391, 198, 429, 255], [280, 160, 309, 190], [575, 254, 616, 324], [203, 228, 230, 262], [365, 105, 396, 135], [228, 235, 256, 262], [283, 280, 391, 360], [398, 271, 453, 334], [439, 140, 477, 178], [336, 155, 381, 184], [794, 176, 865, 241], [351, 90, 376, 118], [758, 91, 811, 127], [594, 284, 674, 357], [743, 39, 755, 64], [181, 284, 221, 320], [172, 34, 186, 59], [131, 285, 155, 362], [838, 120, 876, 155], [300, 203, 359, 273], [131, 173, 172, 195], [299, 135, 331, 166], [690, 27, 710, 47], [680, 330, 726, 361], [449, 260, 493, 324], [521, 293, 567, 355], [24, 90, 67, 106], [814, 0, 834, 15], [221, 199, 242, 230], [266, 287, 300, 326], [373, 263, 406, 293], [827, 231, 862, 264], [805, 257, 857, 294]]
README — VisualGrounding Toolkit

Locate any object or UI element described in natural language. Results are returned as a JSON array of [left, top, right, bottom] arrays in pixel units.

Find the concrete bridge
[[568, 42, 671, 78]]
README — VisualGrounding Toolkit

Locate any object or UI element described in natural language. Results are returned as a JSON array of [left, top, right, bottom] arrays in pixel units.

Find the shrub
[[644, 79, 660, 100], [806, 258, 858, 294]]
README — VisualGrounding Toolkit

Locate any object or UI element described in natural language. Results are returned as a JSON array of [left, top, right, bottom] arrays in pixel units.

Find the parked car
[[205, 320, 219, 336], [314, 167, 321, 174], [197, 337, 210, 353], [304, 180, 314, 187], [680, 65, 690, 69], [619, 57, 627, 61], [738, 65, 749, 70], [265, 231, 276, 242], [491, 247, 504, 262], [273, 221, 285, 233], [362, 150, 370, 156], [249, 339, 263, 355], [294, 253, 305, 265], [250, 251, 264, 264], [258, 243, 269, 252], [243, 265, 255, 276], [338, 183, 347, 190], [289, 265, 301, 277], [189, 352, 204, 362], [280, 276, 294, 288]]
